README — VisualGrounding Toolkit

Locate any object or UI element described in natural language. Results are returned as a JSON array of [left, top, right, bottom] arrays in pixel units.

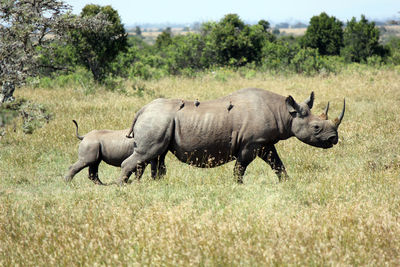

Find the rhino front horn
[[334, 98, 345, 128], [324, 102, 330, 117]]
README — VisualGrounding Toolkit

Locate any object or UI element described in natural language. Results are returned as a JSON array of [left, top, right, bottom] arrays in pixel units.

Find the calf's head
[[286, 92, 345, 149]]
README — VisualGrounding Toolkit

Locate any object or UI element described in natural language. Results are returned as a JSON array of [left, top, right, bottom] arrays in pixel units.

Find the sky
[[64, 0, 400, 26]]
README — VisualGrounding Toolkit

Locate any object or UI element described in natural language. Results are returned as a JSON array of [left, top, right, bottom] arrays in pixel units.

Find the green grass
[[1, 67, 400, 265]]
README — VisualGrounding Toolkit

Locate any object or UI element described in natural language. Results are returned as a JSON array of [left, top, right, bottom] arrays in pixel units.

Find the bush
[[0, 98, 52, 134], [301, 12, 344, 56], [291, 48, 328, 75], [32, 67, 95, 91], [261, 41, 298, 72], [164, 33, 207, 74], [385, 37, 400, 65], [202, 14, 273, 67], [342, 15, 386, 63]]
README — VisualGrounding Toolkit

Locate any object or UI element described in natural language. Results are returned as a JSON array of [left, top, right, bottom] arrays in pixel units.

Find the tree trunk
[[0, 81, 16, 105]]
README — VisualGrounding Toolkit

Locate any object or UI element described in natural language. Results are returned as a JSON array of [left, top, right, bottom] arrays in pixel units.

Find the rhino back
[[170, 88, 290, 166], [97, 129, 135, 166]]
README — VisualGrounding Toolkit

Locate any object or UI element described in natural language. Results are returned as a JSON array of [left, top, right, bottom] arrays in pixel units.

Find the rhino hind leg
[[258, 145, 289, 182], [64, 160, 89, 183], [115, 152, 149, 185], [88, 163, 105, 185], [135, 162, 146, 181], [150, 152, 167, 179]]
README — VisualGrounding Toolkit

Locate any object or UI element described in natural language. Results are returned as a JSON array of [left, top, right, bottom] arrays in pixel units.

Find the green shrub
[[261, 41, 297, 72], [0, 98, 51, 134], [385, 37, 400, 65], [301, 12, 343, 56], [202, 14, 273, 67], [367, 55, 385, 67], [342, 15, 386, 63], [291, 48, 327, 75], [33, 68, 95, 90]]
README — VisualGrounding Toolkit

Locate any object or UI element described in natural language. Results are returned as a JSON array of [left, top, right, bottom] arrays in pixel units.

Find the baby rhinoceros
[[65, 120, 166, 185]]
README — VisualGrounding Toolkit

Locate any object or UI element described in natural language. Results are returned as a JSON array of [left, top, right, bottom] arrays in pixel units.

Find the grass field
[[1, 66, 400, 265]]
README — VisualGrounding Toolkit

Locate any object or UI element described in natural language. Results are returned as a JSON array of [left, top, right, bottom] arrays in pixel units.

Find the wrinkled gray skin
[[113, 88, 344, 185], [65, 120, 165, 185]]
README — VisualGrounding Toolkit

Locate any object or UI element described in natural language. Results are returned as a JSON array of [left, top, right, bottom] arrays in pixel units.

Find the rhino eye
[[312, 125, 321, 133]]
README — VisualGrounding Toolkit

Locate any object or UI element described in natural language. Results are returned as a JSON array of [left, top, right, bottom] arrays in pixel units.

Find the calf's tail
[[72, 120, 84, 140]]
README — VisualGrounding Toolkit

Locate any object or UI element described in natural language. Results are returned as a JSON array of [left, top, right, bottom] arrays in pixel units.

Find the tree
[[342, 15, 385, 62], [155, 27, 173, 49], [258, 19, 270, 31], [203, 14, 271, 67], [0, 0, 70, 103], [135, 26, 142, 37], [70, 4, 128, 81], [0, 0, 110, 104], [301, 12, 343, 56]]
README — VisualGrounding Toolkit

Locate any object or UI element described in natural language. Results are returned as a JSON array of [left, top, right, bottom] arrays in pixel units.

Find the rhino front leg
[[259, 145, 289, 182], [234, 146, 257, 183]]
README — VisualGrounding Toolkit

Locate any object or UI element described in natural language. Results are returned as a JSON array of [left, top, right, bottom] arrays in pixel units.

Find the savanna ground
[[1, 66, 400, 266]]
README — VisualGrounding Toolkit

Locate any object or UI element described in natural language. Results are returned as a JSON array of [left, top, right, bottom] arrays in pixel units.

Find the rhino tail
[[72, 120, 84, 140], [126, 109, 143, 138]]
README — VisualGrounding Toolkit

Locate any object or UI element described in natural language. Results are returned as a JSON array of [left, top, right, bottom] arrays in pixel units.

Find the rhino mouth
[[321, 142, 334, 149], [320, 136, 338, 149]]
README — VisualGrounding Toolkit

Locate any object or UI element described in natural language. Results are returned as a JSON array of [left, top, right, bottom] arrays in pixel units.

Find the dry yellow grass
[[1, 66, 400, 265], [278, 27, 306, 36]]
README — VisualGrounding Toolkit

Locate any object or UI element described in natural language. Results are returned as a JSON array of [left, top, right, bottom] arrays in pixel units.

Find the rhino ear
[[304, 91, 314, 109], [286, 95, 300, 115]]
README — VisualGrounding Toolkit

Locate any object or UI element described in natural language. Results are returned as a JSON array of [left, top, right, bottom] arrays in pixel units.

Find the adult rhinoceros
[[113, 88, 344, 185]]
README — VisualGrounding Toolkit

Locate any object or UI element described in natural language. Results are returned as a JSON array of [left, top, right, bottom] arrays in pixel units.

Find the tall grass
[[1, 67, 400, 265]]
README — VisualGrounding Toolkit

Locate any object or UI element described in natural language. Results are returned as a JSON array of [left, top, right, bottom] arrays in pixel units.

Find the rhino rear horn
[[334, 98, 345, 128], [320, 102, 330, 120]]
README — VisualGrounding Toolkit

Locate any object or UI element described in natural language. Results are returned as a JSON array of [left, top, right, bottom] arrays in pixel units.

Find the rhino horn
[[319, 102, 330, 120], [334, 98, 345, 128]]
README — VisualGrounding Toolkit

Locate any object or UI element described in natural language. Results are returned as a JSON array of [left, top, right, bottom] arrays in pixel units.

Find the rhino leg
[[233, 144, 258, 183], [135, 162, 146, 181], [88, 163, 105, 185], [64, 160, 89, 182], [258, 145, 289, 182], [150, 152, 167, 179], [116, 151, 154, 185]]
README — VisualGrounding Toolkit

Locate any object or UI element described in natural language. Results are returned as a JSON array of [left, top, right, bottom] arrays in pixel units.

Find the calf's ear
[[304, 91, 314, 109], [285, 95, 300, 115]]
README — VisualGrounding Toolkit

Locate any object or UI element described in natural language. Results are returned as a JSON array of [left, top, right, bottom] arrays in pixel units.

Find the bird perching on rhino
[[115, 88, 345, 185]]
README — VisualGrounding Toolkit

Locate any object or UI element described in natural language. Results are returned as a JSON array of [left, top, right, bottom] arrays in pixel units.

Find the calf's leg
[[88, 163, 105, 185], [65, 160, 89, 182]]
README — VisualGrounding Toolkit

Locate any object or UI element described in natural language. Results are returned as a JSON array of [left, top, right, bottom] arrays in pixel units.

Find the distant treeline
[[41, 7, 400, 84]]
